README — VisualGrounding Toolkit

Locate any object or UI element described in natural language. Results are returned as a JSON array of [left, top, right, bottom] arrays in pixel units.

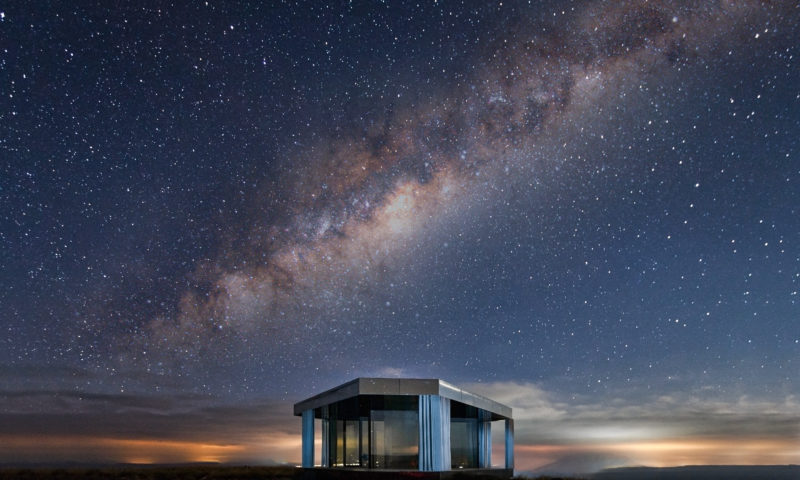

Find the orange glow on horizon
[[1, 432, 797, 470], [0, 435, 254, 464], [0, 435, 300, 464]]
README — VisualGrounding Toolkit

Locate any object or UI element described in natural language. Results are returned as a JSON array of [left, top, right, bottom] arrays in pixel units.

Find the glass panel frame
[[322, 395, 419, 469]]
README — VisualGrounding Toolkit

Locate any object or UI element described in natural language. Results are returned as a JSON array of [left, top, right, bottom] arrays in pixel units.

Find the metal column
[[478, 409, 492, 468], [418, 395, 451, 471], [505, 418, 514, 469], [301, 409, 314, 467]]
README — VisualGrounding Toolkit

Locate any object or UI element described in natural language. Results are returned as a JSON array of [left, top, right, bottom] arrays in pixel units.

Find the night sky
[[1, 0, 799, 473]]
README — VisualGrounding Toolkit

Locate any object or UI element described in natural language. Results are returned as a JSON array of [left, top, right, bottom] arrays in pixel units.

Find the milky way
[[142, 1, 790, 367]]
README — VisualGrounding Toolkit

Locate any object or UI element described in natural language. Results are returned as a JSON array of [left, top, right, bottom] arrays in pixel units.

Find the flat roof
[[293, 377, 512, 419]]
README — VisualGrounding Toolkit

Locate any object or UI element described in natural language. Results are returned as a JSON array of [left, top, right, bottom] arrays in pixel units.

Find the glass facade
[[450, 402, 479, 468], [315, 393, 501, 471], [371, 408, 419, 468], [321, 395, 419, 469]]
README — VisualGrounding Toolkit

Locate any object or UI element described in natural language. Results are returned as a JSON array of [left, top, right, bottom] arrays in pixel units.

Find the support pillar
[[419, 395, 451, 471], [478, 410, 492, 468], [301, 409, 314, 467], [505, 418, 514, 470]]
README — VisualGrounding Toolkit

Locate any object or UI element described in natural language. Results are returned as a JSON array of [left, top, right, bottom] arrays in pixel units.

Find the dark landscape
[[0, 465, 298, 480], [0, 465, 798, 480], [592, 465, 800, 480]]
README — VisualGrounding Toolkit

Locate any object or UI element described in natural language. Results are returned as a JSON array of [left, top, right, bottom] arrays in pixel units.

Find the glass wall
[[450, 402, 479, 468], [370, 406, 419, 468], [322, 395, 419, 469], [319, 395, 498, 470], [344, 420, 360, 466]]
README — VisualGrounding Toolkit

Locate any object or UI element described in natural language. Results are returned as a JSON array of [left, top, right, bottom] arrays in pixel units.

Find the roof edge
[[292, 377, 512, 418]]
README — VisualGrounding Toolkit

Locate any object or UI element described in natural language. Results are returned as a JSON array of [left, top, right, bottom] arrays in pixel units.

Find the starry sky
[[1, 0, 799, 473]]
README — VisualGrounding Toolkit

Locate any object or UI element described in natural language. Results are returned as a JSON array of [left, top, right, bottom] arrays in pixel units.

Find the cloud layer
[[467, 381, 800, 472]]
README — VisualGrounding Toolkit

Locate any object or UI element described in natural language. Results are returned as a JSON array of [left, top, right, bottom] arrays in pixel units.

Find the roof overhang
[[293, 377, 512, 419]]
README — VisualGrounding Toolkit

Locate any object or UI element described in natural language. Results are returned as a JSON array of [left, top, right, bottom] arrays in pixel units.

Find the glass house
[[293, 378, 514, 477]]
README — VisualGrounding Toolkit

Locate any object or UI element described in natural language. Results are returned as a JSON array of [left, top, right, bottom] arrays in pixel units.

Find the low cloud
[[465, 381, 800, 473], [0, 388, 299, 464], [465, 381, 569, 421], [467, 381, 800, 444]]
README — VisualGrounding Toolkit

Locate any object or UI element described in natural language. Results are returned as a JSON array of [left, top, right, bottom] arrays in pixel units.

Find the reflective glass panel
[[370, 409, 419, 469], [451, 402, 479, 469], [345, 420, 360, 466]]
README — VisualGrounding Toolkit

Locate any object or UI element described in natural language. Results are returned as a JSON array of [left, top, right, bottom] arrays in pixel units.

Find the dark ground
[[0, 466, 294, 480], [590, 465, 800, 480], [1, 465, 797, 480], [0, 466, 541, 480]]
